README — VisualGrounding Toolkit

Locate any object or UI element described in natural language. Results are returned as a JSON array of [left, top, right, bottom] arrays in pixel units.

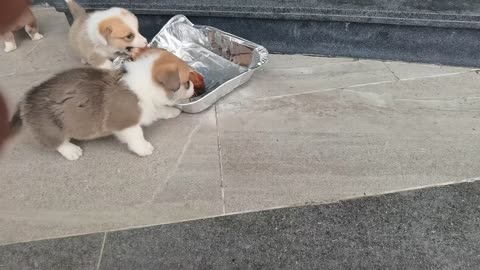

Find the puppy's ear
[[153, 63, 181, 93], [189, 70, 206, 92], [97, 20, 112, 46]]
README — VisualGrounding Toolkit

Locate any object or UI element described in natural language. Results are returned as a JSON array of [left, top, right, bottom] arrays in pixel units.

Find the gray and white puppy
[[9, 49, 197, 160]]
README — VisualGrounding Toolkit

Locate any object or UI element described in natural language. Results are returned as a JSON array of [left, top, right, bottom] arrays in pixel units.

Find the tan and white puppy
[[1, 7, 43, 53], [65, 0, 147, 69], [8, 48, 205, 160]]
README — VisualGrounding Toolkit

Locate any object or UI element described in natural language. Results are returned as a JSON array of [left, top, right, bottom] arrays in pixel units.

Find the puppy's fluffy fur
[[1, 7, 43, 53], [66, 0, 147, 69], [9, 49, 199, 160]]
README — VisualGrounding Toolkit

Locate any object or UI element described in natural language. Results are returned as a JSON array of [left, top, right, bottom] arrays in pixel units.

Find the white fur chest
[[122, 56, 174, 126], [95, 45, 118, 59], [137, 94, 173, 126]]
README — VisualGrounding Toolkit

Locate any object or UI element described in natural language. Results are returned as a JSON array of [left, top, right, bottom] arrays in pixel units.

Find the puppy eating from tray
[[9, 48, 205, 160], [65, 0, 148, 69]]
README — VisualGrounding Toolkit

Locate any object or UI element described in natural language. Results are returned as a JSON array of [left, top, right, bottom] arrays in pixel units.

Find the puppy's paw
[[57, 142, 83, 161], [160, 107, 182, 119], [96, 60, 113, 70], [4, 43, 17, 53], [32, 33, 44, 41], [129, 140, 154, 157]]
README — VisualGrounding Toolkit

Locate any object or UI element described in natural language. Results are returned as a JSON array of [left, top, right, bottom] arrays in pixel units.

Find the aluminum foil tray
[[113, 15, 269, 113]]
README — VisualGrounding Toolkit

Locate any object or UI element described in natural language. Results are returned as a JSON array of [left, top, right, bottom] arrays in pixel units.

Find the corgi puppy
[[8, 48, 205, 160], [65, 0, 147, 69], [1, 7, 43, 53]]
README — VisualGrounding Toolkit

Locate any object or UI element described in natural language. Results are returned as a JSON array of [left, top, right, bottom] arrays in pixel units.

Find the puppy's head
[[96, 8, 147, 52], [133, 48, 205, 100]]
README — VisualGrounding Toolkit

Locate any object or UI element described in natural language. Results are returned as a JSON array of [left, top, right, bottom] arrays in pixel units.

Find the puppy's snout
[[132, 34, 148, 48], [139, 36, 148, 47]]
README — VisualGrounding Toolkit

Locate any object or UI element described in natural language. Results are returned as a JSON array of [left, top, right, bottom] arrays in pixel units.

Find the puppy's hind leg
[[1, 32, 17, 53], [25, 19, 44, 41], [57, 140, 83, 161], [114, 125, 154, 157], [29, 122, 82, 160]]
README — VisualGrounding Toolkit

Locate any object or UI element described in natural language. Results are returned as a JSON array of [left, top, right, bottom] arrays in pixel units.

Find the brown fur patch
[[131, 47, 206, 95], [151, 49, 195, 90], [99, 17, 131, 39], [152, 61, 180, 93], [3, 8, 36, 32], [98, 17, 134, 49]]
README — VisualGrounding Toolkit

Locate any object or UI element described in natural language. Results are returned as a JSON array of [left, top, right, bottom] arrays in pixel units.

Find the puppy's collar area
[[112, 55, 133, 70]]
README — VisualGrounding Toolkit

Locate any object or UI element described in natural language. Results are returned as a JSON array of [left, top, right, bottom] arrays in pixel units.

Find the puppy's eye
[[125, 33, 135, 41], [184, 81, 190, 89]]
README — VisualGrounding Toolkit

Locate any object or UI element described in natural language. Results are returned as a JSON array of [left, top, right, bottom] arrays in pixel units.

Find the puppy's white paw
[[32, 33, 44, 41], [161, 107, 182, 119], [57, 142, 83, 161], [129, 141, 154, 157], [4, 43, 17, 53]]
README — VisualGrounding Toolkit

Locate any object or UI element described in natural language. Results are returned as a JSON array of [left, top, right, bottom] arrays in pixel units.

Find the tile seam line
[[250, 80, 394, 101], [219, 80, 395, 106], [398, 70, 476, 81], [384, 63, 400, 81], [2, 177, 479, 247], [220, 69, 478, 106], [25, 40, 42, 56], [0, 72, 16, 78], [214, 105, 226, 215], [95, 232, 107, 270], [144, 114, 206, 204]]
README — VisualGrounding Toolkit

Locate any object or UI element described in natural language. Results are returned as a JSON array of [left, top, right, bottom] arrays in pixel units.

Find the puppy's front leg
[[1, 32, 17, 53], [157, 106, 182, 119], [87, 53, 112, 70], [114, 125, 154, 157], [97, 59, 113, 70]]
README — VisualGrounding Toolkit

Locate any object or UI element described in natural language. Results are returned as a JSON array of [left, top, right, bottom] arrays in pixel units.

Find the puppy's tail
[[8, 106, 23, 139], [65, 0, 86, 20]]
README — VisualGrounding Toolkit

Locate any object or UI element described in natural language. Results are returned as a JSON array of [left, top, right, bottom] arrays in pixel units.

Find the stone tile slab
[[217, 72, 480, 213], [265, 54, 354, 69], [16, 30, 81, 74], [0, 32, 37, 76], [222, 57, 397, 102], [2, 7, 480, 245], [34, 7, 71, 34], [0, 233, 104, 270], [386, 61, 474, 80], [0, 8, 74, 76], [99, 181, 480, 270], [0, 110, 223, 245], [0, 72, 59, 113]]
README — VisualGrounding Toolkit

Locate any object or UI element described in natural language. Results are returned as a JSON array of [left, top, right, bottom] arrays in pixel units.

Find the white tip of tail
[[65, 0, 71, 3]]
